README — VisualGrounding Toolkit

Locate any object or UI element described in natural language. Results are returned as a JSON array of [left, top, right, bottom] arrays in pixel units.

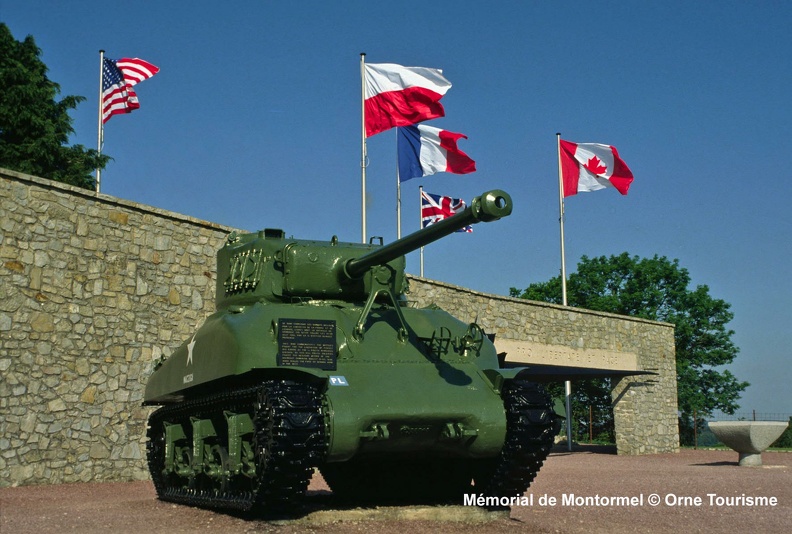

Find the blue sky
[[3, 1, 791, 416]]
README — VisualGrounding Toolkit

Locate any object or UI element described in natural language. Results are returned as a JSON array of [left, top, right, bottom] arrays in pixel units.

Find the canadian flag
[[559, 140, 634, 197]]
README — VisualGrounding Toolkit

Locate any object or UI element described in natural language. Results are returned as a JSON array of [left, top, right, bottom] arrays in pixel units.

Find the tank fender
[[487, 367, 526, 382], [482, 368, 506, 392], [249, 367, 330, 385]]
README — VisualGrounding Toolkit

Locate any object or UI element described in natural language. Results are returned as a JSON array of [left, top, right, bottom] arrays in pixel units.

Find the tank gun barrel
[[344, 189, 512, 279]]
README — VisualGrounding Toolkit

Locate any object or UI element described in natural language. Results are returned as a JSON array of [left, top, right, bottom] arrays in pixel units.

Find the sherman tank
[[143, 189, 559, 512]]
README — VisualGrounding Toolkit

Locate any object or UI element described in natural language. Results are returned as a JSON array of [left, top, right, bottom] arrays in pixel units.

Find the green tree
[[771, 417, 792, 449], [564, 378, 616, 444], [510, 253, 749, 445], [0, 23, 109, 189]]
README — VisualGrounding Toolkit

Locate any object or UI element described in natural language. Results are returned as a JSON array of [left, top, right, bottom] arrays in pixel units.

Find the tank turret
[[143, 188, 559, 514], [215, 189, 511, 310]]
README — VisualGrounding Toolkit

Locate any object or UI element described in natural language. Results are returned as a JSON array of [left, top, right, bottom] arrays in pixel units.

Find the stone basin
[[708, 421, 788, 466]]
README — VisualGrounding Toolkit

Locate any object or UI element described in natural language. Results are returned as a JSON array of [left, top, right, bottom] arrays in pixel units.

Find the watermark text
[[463, 492, 778, 508]]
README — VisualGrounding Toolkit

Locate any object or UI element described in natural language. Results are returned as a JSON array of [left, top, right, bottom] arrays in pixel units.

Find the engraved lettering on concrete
[[494, 339, 638, 371]]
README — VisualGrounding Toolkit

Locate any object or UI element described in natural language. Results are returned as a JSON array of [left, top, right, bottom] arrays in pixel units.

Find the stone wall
[[1, 169, 233, 486], [405, 277, 680, 455], [0, 168, 678, 488]]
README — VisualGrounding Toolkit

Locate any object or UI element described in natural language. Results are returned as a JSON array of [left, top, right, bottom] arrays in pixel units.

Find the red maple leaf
[[583, 156, 607, 175]]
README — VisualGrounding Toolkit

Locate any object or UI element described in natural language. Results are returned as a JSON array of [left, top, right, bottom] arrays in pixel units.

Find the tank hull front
[[144, 302, 508, 460]]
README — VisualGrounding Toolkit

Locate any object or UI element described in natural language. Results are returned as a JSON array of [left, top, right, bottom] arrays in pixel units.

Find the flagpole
[[557, 132, 573, 452], [360, 53, 368, 244], [419, 185, 424, 276], [557, 133, 568, 306], [96, 50, 105, 194], [397, 162, 402, 239]]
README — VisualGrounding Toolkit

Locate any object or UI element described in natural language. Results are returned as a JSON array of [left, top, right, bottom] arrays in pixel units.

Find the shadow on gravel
[[549, 444, 618, 456], [222, 490, 472, 522]]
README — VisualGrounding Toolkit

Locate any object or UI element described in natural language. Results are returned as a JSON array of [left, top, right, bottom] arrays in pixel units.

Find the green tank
[[143, 189, 559, 512]]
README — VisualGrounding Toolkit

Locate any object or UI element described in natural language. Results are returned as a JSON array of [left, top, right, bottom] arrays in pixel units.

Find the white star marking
[[186, 335, 197, 366]]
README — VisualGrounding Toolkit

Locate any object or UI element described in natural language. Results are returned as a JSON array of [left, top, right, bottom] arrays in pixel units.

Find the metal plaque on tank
[[277, 318, 337, 370]]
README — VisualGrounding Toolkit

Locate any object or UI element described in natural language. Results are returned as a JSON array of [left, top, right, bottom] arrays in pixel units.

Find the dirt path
[[1, 448, 789, 533]]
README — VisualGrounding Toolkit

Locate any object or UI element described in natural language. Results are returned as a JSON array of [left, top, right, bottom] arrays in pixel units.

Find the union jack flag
[[420, 191, 472, 232]]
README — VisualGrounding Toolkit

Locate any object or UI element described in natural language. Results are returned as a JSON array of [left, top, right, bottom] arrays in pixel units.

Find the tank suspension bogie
[[225, 410, 256, 478], [146, 381, 325, 512]]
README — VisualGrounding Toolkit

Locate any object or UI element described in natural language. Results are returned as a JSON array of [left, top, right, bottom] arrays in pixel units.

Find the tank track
[[146, 380, 324, 513], [475, 379, 559, 499]]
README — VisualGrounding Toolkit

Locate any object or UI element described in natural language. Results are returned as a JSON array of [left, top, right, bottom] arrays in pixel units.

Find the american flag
[[102, 57, 159, 123], [420, 191, 472, 232]]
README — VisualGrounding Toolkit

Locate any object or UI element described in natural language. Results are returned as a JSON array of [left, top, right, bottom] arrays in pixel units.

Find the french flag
[[397, 124, 476, 182], [364, 63, 451, 137]]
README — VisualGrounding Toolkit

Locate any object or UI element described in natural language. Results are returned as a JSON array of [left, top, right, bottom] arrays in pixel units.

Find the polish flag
[[364, 63, 451, 137], [397, 124, 476, 181], [560, 140, 634, 197]]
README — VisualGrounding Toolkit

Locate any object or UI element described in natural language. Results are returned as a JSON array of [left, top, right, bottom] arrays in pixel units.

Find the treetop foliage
[[511, 252, 748, 422], [0, 23, 109, 189]]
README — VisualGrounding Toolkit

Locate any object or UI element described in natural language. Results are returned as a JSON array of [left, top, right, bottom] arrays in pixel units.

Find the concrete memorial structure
[[406, 278, 679, 456], [708, 421, 789, 466]]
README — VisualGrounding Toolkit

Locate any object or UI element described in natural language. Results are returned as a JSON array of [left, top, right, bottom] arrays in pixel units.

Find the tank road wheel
[[472, 379, 559, 503], [206, 443, 231, 493], [147, 408, 194, 499]]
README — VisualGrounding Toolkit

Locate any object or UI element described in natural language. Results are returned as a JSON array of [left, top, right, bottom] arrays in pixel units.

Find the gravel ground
[[1, 447, 789, 533]]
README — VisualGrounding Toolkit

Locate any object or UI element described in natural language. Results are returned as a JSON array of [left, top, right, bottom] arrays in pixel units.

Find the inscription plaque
[[277, 318, 337, 370]]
